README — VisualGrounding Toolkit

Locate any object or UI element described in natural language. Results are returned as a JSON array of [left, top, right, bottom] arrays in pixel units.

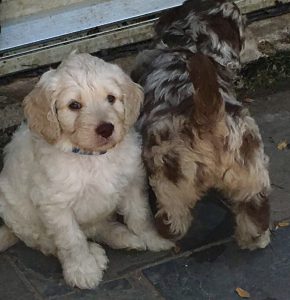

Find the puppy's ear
[[23, 70, 61, 144], [122, 78, 144, 128]]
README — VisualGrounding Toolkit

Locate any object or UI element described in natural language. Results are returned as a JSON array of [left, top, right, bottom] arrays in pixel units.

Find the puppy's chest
[[72, 155, 135, 223], [73, 184, 119, 224]]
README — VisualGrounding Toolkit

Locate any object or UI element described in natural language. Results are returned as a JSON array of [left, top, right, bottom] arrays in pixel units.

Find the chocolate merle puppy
[[132, 0, 271, 250]]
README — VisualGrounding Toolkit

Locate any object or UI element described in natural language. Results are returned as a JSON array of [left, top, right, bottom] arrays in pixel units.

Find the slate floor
[[0, 75, 290, 299]]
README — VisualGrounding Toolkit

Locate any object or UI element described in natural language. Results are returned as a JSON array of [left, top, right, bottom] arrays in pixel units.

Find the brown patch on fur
[[204, 12, 242, 52], [240, 132, 261, 163], [188, 53, 224, 131], [163, 151, 183, 184], [240, 195, 270, 232], [155, 214, 176, 239]]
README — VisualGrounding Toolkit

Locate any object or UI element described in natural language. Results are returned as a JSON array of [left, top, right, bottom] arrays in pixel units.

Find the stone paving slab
[[143, 226, 290, 300], [0, 255, 39, 300], [54, 277, 162, 300], [252, 91, 290, 221]]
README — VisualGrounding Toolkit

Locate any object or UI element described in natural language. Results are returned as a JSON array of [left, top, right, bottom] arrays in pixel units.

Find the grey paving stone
[[6, 243, 74, 298], [143, 226, 290, 300], [6, 244, 163, 299], [5, 242, 164, 299], [255, 110, 290, 221], [104, 248, 170, 280], [0, 255, 38, 300], [55, 277, 161, 300], [6, 240, 170, 297], [5, 239, 169, 299]]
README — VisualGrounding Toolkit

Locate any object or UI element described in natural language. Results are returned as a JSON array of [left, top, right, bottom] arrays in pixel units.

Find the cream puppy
[[0, 53, 173, 289]]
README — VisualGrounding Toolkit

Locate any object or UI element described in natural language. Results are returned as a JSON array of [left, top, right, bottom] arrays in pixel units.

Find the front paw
[[142, 231, 175, 252], [123, 234, 147, 251], [63, 243, 108, 289]]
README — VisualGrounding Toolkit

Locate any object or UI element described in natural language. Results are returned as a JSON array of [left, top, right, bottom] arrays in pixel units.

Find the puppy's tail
[[0, 225, 18, 252], [188, 53, 225, 132]]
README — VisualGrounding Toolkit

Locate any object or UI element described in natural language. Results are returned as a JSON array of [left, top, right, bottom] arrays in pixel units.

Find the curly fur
[[132, 0, 271, 250]]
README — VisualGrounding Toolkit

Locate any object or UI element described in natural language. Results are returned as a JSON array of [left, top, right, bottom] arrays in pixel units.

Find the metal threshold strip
[[0, 0, 183, 53], [1, 0, 290, 76]]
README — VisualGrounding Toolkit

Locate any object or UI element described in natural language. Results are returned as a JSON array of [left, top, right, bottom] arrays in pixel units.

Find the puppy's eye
[[68, 101, 82, 110], [107, 95, 116, 104]]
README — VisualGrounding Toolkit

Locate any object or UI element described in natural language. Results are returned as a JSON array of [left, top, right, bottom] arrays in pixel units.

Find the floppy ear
[[23, 70, 61, 144], [122, 78, 144, 129]]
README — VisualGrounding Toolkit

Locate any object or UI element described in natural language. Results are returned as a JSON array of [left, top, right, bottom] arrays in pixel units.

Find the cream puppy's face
[[23, 53, 143, 152]]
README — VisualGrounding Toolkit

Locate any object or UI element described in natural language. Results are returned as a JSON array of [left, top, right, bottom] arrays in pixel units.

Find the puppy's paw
[[101, 225, 147, 251], [124, 234, 147, 251], [141, 231, 175, 252], [146, 236, 175, 252], [236, 229, 271, 251], [88, 242, 108, 271], [63, 243, 108, 289]]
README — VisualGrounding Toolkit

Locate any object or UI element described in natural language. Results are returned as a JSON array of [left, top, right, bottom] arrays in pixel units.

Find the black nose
[[96, 122, 114, 138]]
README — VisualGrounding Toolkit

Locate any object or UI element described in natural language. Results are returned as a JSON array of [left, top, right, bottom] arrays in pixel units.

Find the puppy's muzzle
[[96, 122, 114, 138]]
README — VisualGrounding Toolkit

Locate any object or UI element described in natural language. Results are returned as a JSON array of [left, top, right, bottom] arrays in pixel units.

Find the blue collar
[[72, 147, 107, 156]]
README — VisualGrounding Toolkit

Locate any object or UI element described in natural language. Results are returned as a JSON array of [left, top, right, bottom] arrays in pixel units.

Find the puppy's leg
[[39, 206, 108, 289], [86, 221, 146, 250], [151, 179, 195, 240], [233, 193, 270, 250], [149, 163, 209, 240], [119, 182, 174, 251], [143, 141, 209, 240], [0, 225, 18, 252], [221, 150, 271, 250]]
